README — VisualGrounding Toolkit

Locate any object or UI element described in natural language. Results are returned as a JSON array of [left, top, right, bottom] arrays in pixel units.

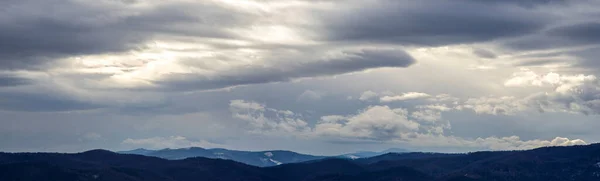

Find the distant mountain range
[[117, 147, 408, 167], [2, 144, 600, 181], [338, 148, 409, 159]]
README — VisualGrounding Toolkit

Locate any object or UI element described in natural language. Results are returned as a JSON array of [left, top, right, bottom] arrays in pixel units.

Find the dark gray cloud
[[570, 47, 600, 68], [0, 0, 252, 70], [508, 46, 600, 70], [320, 0, 554, 46], [0, 0, 598, 154], [547, 22, 600, 43], [473, 48, 498, 59], [155, 49, 415, 91], [506, 22, 600, 51], [0, 91, 102, 112], [461, 0, 567, 7], [502, 21, 600, 70], [0, 75, 32, 87], [514, 59, 566, 67]]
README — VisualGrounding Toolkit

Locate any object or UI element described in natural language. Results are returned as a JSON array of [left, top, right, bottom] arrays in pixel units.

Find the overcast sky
[[1, 0, 600, 155]]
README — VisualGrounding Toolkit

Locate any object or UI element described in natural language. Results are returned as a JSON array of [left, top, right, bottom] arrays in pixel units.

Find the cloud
[[526, 77, 600, 115], [360, 91, 458, 104], [500, 70, 600, 115], [546, 22, 600, 44], [154, 48, 416, 91], [504, 70, 562, 87], [359, 90, 379, 101], [380, 92, 431, 102], [229, 100, 424, 141], [1, 0, 582, 114], [461, 0, 568, 7], [472, 136, 587, 150], [319, 0, 553, 46], [1, 0, 598, 154], [297, 90, 324, 102], [498, 12, 600, 69], [229, 99, 587, 151], [315, 106, 420, 141], [0, 71, 167, 112], [417, 104, 453, 112], [0, 74, 32, 87], [229, 99, 265, 112], [472, 48, 498, 59], [0, 0, 251, 70], [365, 70, 599, 117], [0, 91, 103, 112], [408, 134, 587, 151], [122, 136, 224, 149], [504, 21, 600, 52], [446, 70, 600, 116], [229, 100, 311, 135], [0, 47, 413, 112], [0, 0, 267, 111], [351, 69, 600, 118], [462, 96, 527, 115], [411, 109, 443, 123]]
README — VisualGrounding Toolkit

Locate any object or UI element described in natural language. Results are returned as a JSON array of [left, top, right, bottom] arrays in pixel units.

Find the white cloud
[[526, 75, 600, 115], [411, 109, 443, 123], [380, 92, 431, 102], [311, 105, 586, 150], [417, 104, 453, 112], [297, 90, 324, 101], [358, 90, 378, 101], [428, 70, 600, 116], [406, 134, 587, 151], [122, 136, 224, 149], [230, 99, 265, 112], [229, 100, 311, 135], [472, 136, 587, 150], [504, 69, 591, 87], [462, 96, 526, 115], [319, 115, 346, 123], [429, 94, 460, 103], [315, 106, 420, 141], [500, 70, 600, 115]]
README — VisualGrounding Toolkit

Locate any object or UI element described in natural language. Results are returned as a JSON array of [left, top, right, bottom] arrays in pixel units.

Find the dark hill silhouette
[[266, 158, 366, 181], [1, 144, 600, 181]]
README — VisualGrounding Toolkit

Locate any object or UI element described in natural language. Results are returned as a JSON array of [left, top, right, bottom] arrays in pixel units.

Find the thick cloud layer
[[0, 74, 32, 87], [0, 0, 599, 154], [228, 99, 586, 151], [155, 49, 415, 91], [319, 0, 553, 46], [0, 0, 250, 69]]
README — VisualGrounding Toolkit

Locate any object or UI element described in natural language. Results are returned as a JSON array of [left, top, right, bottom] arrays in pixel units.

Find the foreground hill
[[2, 144, 600, 181], [0, 150, 277, 181]]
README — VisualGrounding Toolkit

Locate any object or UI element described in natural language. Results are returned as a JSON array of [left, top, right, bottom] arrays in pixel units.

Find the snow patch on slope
[[346, 155, 360, 160], [264, 152, 274, 157], [269, 159, 282, 165], [213, 152, 227, 159]]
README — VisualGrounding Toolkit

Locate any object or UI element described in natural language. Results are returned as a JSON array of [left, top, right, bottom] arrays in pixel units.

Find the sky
[[1, 0, 599, 155]]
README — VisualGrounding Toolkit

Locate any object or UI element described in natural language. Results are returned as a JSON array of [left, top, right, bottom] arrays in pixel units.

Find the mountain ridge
[[117, 147, 408, 167], [2, 144, 600, 180]]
